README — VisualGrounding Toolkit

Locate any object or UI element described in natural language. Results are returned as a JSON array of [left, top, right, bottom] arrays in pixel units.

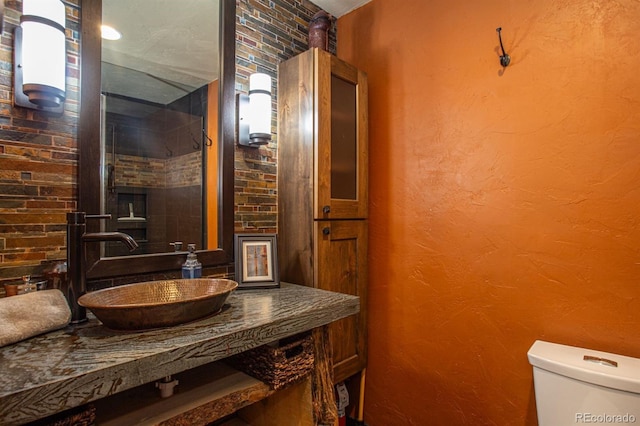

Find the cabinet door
[[315, 220, 368, 382], [315, 50, 368, 220]]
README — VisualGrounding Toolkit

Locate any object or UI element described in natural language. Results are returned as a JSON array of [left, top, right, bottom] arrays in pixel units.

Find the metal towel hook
[[496, 27, 511, 67]]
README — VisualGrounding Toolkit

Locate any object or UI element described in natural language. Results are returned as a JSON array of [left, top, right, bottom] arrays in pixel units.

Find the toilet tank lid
[[527, 340, 640, 394]]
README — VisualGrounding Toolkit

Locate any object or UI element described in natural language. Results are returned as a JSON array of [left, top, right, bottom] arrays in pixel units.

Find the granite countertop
[[0, 283, 359, 425]]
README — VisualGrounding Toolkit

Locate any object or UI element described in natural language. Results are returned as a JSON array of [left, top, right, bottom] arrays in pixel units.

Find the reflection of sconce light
[[14, 0, 66, 113], [237, 73, 272, 147], [101, 25, 121, 41]]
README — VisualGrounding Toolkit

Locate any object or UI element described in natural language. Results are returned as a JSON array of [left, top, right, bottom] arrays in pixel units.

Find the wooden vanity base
[[95, 362, 274, 425]]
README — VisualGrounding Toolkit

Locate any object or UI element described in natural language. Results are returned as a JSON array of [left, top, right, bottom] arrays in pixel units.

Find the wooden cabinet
[[278, 48, 368, 383], [315, 220, 368, 382], [278, 48, 368, 222]]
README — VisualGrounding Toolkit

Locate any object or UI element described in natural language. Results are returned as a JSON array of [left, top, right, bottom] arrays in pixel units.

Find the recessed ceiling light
[[101, 25, 121, 40]]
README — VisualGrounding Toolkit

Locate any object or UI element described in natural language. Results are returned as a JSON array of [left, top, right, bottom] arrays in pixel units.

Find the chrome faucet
[[66, 212, 138, 323]]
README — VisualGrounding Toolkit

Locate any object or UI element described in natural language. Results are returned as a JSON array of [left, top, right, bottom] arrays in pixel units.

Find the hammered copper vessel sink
[[77, 279, 238, 330]]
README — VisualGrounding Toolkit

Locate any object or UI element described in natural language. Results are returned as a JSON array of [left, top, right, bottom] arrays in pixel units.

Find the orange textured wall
[[338, 0, 640, 424], [207, 79, 219, 249]]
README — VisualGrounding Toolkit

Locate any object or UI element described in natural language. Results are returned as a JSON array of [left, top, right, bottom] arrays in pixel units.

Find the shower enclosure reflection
[[101, 90, 209, 256], [99, 0, 220, 256]]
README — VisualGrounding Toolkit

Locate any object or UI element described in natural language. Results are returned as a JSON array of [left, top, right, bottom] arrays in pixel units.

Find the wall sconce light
[[237, 73, 272, 147], [14, 0, 66, 113]]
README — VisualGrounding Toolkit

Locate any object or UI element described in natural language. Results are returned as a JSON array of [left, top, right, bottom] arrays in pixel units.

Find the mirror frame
[[79, 0, 235, 279]]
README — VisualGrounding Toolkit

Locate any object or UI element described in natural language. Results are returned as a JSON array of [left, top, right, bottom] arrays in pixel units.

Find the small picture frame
[[234, 234, 280, 289]]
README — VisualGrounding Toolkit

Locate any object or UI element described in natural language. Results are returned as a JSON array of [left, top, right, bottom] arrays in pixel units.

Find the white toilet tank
[[528, 340, 640, 426]]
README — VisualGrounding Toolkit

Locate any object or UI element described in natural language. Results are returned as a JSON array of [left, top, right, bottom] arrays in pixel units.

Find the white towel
[[0, 289, 71, 347]]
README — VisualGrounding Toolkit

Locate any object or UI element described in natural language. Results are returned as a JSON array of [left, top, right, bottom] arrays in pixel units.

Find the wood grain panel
[[277, 50, 316, 287], [95, 362, 272, 425], [316, 220, 368, 383]]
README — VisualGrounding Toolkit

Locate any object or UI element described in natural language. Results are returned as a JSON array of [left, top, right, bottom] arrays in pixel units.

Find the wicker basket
[[229, 332, 315, 390]]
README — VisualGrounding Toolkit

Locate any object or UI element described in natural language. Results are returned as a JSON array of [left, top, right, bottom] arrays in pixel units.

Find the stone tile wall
[[112, 151, 201, 189], [234, 0, 336, 233], [112, 154, 165, 188], [166, 151, 202, 187], [0, 1, 80, 283]]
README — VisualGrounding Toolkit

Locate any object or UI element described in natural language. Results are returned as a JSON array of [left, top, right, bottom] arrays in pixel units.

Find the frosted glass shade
[[248, 73, 272, 144], [16, 0, 66, 109]]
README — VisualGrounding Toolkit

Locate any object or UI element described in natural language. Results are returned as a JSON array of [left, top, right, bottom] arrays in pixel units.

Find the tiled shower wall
[[0, 0, 335, 285], [113, 152, 201, 188]]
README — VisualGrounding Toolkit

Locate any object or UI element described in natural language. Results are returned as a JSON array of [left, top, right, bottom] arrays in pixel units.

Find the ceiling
[[312, 0, 371, 17], [100, 0, 370, 113], [101, 0, 219, 109]]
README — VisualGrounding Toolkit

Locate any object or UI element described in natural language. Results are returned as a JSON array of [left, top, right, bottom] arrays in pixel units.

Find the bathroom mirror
[[79, 0, 235, 278]]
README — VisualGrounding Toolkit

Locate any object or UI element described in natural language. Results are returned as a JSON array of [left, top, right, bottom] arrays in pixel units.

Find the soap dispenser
[[182, 244, 202, 279]]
